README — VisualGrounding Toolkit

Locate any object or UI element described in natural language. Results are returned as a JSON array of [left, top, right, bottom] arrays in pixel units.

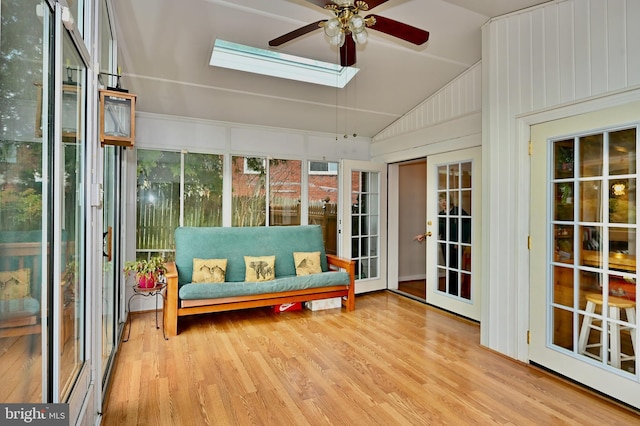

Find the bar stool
[[578, 293, 636, 368]]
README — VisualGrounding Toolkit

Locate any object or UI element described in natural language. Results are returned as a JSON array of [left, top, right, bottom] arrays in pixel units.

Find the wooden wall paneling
[[628, 1, 640, 86], [558, 0, 576, 104], [607, 0, 627, 91], [544, 4, 561, 107], [574, 0, 592, 99], [589, 0, 608, 94]]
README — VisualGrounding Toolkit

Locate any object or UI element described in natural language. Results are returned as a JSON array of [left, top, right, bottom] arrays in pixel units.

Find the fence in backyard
[[136, 198, 338, 259]]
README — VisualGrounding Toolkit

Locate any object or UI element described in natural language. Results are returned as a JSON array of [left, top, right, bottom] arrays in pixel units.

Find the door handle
[[425, 231, 433, 237], [103, 226, 112, 262]]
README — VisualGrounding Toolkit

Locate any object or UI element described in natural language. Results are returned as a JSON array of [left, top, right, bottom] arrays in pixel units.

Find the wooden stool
[[578, 293, 637, 368]]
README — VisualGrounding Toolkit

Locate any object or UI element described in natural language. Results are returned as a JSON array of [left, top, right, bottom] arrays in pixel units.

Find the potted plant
[[123, 256, 167, 289]]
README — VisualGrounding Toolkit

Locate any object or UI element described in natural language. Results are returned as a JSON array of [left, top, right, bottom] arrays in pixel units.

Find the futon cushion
[[179, 270, 350, 300]]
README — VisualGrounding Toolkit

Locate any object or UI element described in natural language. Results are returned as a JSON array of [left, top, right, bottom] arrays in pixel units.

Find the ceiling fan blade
[[304, 0, 337, 8], [340, 38, 357, 67], [366, 14, 429, 45], [362, 0, 391, 9], [269, 20, 326, 46]]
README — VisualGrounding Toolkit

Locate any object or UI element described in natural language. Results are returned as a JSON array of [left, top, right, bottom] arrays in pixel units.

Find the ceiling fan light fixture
[[352, 27, 367, 44], [328, 31, 346, 47], [323, 17, 342, 37], [348, 14, 365, 33]]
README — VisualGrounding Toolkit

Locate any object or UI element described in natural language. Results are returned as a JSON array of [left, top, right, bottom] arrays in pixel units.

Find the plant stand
[[123, 281, 168, 341]]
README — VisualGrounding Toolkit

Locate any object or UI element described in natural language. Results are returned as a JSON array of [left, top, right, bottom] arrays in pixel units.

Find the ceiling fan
[[268, 0, 430, 67]]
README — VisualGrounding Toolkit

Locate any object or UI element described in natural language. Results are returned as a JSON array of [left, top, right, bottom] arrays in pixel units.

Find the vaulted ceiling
[[111, 0, 551, 138]]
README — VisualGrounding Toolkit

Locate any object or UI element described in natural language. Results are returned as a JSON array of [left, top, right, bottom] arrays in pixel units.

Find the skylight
[[210, 39, 358, 88]]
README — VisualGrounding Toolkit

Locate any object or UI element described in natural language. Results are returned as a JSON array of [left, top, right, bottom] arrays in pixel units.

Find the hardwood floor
[[102, 291, 638, 425], [397, 279, 426, 300]]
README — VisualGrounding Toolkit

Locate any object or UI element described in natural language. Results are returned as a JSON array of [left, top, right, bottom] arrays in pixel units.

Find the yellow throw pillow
[[0, 268, 31, 300], [293, 251, 322, 276], [192, 258, 227, 283], [244, 256, 275, 282]]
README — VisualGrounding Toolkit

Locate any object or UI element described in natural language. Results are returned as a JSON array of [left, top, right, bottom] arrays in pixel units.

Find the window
[[309, 161, 338, 175], [233, 156, 266, 226], [136, 150, 224, 259], [210, 39, 359, 88], [269, 159, 301, 226], [308, 161, 339, 254]]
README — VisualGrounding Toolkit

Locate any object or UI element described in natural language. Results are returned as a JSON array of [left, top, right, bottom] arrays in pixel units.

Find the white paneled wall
[[371, 62, 482, 162], [374, 63, 482, 142], [483, 0, 640, 360]]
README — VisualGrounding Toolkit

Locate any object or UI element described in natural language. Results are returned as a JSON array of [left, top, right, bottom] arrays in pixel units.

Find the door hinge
[[528, 141, 532, 155], [527, 235, 531, 250], [527, 330, 531, 344]]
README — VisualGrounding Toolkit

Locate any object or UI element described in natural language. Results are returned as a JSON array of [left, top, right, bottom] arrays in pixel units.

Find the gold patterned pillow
[[192, 258, 227, 283], [244, 256, 275, 282], [293, 251, 322, 276], [0, 269, 31, 300]]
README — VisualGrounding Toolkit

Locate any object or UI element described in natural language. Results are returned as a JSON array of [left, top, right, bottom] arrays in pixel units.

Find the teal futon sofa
[[164, 225, 355, 336]]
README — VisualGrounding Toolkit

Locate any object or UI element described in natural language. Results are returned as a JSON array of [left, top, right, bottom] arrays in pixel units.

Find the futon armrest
[[326, 254, 355, 311], [164, 261, 179, 336]]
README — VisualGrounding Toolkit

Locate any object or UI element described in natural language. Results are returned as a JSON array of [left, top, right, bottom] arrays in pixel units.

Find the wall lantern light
[[99, 71, 137, 147]]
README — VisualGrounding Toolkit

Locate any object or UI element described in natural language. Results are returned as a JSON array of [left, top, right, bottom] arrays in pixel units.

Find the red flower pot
[[138, 274, 156, 289]]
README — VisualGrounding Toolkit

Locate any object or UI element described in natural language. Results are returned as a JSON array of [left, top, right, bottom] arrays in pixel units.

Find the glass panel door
[[58, 30, 86, 401], [425, 148, 481, 321], [101, 145, 118, 382], [549, 128, 637, 372], [530, 102, 640, 410], [0, 0, 53, 402], [340, 160, 387, 294]]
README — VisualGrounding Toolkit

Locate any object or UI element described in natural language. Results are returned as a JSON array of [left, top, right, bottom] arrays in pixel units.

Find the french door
[[340, 160, 387, 293], [425, 148, 481, 320], [529, 102, 640, 409]]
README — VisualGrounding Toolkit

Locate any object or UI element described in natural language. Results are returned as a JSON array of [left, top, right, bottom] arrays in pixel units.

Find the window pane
[[308, 161, 338, 254], [609, 178, 635, 224], [554, 139, 575, 179], [136, 150, 181, 257], [59, 31, 87, 402], [232, 156, 266, 227], [269, 159, 301, 226], [609, 128, 636, 176], [580, 134, 603, 177], [555, 182, 574, 221], [0, 0, 51, 403], [184, 153, 223, 227]]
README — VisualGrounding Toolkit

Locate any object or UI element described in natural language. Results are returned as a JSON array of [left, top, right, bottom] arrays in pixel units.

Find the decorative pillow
[[192, 258, 227, 283], [244, 256, 276, 282], [0, 269, 31, 300], [293, 251, 322, 276]]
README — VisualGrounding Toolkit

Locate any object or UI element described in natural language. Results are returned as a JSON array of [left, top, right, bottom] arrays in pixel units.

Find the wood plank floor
[[102, 291, 639, 425]]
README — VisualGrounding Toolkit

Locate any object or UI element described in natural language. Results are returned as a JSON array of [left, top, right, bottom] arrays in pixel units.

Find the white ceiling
[[111, 0, 551, 138]]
